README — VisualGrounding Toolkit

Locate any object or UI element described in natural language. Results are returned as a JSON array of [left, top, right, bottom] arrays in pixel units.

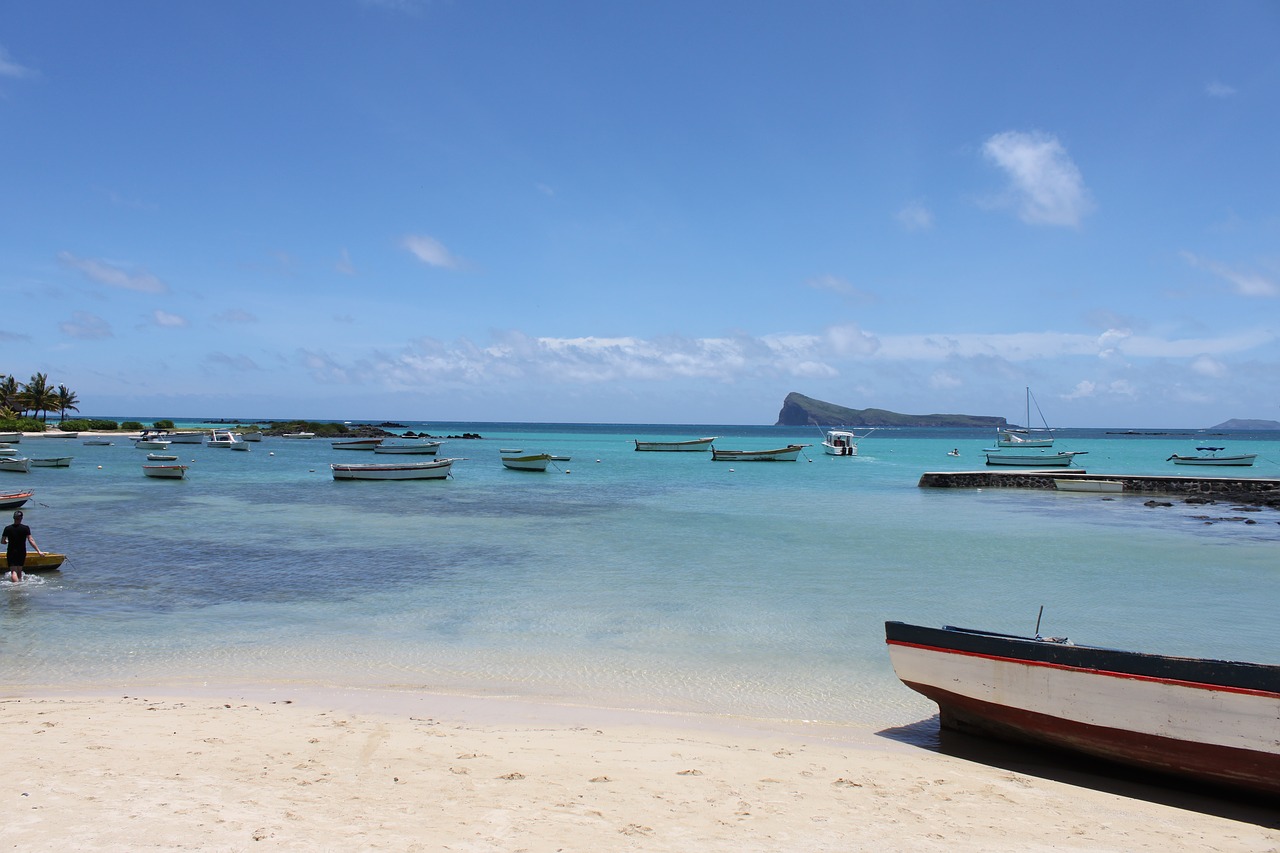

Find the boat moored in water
[[633, 437, 718, 452], [29, 457, 73, 468], [1167, 447, 1257, 466], [501, 453, 552, 471], [374, 441, 442, 455], [0, 458, 31, 473], [332, 438, 384, 450], [331, 458, 457, 480], [984, 450, 1086, 467], [2, 552, 65, 573], [142, 464, 189, 479], [885, 620, 1280, 797], [710, 444, 809, 462], [0, 491, 33, 510], [822, 428, 874, 457]]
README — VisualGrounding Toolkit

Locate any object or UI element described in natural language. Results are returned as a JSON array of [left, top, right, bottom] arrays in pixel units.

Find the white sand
[[1, 688, 1275, 851]]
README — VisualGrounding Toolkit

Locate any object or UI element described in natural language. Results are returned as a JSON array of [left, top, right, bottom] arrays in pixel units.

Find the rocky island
[[776, 392, 1006, 428]]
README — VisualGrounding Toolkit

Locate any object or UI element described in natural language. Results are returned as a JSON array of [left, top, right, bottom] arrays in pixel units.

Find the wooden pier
[[917, 469, 1280, 499]]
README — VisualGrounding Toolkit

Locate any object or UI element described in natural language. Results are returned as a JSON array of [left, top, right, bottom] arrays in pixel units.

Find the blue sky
[[2, 1, 1277, 426]]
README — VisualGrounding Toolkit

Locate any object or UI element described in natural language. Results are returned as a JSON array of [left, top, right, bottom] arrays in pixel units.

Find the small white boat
[[1167, 447, 1257, 466], [499, 448, 523, 454], [82, 439, 113, 446], [373, 442, 442, 455], [166, 431, 206, 444], [135, 439, 171, 450], [633, 437, 718, 452], [549, 455, 571, 462], [1053, 478, 1123, 493], [240, 430, 263, 442], [230, 442, 252, 451], [501, 453, 552, 471], [282, 432, 315, 439], [0, 432, 20, 443], [147, 453, 179, 461], [330, 458, 457, 480], [331, 438, 383, 450], [29, 457, 73, 468], [984, 451, 1087, 467], [142, 464, 188, 479], [0, 458, 32, 473], [710, 444, 809, 462], [0, 447, 16, 457], [822, 428, 875, 457], [206, 430, 242, 448]]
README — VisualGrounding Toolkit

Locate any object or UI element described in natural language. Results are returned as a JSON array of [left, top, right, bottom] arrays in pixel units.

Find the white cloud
[[1190, 355, 1227, 378], [152, 310, 187, 328], [214, 309, 257, 324], [59, 311, 112, 339], [1181, 252, 1278, 297], [402, 234, 462, 269], [0, 47, 34, 79], [1062, 380, 1096, 400], [336, 248, 356, 275], [929, 370, 961, 390], [896, 202, 934, 231], [982, 130, 1094, 226], [58, 251, 168, 293], [1205, 81, 1237, 98]]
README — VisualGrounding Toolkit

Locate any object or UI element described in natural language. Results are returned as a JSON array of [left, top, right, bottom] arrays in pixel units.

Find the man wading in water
[[3, 510, 41, 582]]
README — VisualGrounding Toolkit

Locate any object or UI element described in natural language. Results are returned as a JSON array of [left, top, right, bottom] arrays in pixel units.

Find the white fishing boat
[[373, 441, 442, 455], [633, 437, 718, 452], [135, 438, 171, 450], [240, 430, 263, 442], [82, 439, 112, 446], [0, 432, 20, 443], [996, 387, 1055, 447], [1053, 478, 1123, 493], [885, 620, 1280, 798], [0, 447, 16, 456], [1167, 447, 1257, 466], [165, 431, 206, 444], [29, 457, 73, 468], [984, 450, 1086, 467], [230, 441, 252, 451], [330, 458, 457, 480], [146, 453, 179, 461], [331, 438, 383, 450], [822, 428, 875, 457], [710, 444, 809, 462], [282, 431, 316, 439], [142, 464, 188, 479], [501, 453, 552, 471], [206, 430, 242, 448], [0, 458, 32, 473]]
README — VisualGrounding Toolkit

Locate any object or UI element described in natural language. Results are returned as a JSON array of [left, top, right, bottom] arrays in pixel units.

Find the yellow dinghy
[[1, 552, 66, 573]]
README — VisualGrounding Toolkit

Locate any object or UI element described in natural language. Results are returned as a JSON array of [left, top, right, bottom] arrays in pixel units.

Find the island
[[1210, 418, 1280, 431], [775, 392, 1007, 428]]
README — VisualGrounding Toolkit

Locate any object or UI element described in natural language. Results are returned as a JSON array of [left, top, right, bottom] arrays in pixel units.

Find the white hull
[[241, 431, 263, 442], [984, 451, 1085, 467], [374, 442, 442, 455], [282, 432, 315, 439], [135, 440, 171, 450], [166, 432, 206, 444], [997, 432, 1054, 448], [0, 458, 31, 473], [501, 454, 551, 471], [142, 465, 188, 479], [332, 439, 383, 450], [1169, 454, 1256, 466], [147, 453, 179, 461], [331, 459, 455, 480], [634, 437, 717, 452], [0, 432, 20, 442]]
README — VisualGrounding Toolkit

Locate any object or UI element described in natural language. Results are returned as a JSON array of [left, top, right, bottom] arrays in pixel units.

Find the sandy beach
[[1, 687, 1276, 852]]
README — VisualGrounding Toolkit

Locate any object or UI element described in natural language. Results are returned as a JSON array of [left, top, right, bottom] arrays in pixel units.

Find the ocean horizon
[[4, 421, 1278, 733]]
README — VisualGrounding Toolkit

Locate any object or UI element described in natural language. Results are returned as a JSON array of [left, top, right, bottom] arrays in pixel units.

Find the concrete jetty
[[917, 469, 1280, 499]]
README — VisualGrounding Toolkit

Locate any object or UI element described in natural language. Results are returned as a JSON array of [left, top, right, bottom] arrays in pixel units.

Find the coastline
[[3, 685, 1276, 851]]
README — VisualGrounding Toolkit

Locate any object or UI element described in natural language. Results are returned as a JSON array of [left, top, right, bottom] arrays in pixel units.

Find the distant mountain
[[1210, 418, 1280, 430], [775, 392, 1007, 428]]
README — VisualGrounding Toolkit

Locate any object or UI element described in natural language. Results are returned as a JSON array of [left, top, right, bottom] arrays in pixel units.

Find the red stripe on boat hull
[[902, 678, 1280, 797]]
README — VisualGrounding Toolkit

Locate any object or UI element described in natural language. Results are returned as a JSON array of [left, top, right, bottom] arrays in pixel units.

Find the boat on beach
[[1053, 477, 1123, 493], [331, 458, 457, 480], [0, 491, 33, 510], [984, 450, 1086, 467], [142, 464, 189, 479], [885, 620, 1280, 798], [501, 453, 553, 471], [373, 441, 442, 455], [1167, 447, 1257, 466], [633, 437, 717, 452], [822, 428, 874, 457], [29, 457, 73, 468], [2, 552, 65, 573], [710, 444, 809, 462]]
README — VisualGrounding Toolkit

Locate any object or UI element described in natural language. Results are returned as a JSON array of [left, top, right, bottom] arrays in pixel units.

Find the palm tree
[[20, 372, 54, 423], [53, 385, 80, 423], [0, 375, 18, 414]]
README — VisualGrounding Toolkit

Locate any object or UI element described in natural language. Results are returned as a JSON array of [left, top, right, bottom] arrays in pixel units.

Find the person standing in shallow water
[[2, 510, 41, 583]]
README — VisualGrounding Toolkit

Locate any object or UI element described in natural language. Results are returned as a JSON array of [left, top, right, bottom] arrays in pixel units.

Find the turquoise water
[[4, 424, 1278, 727]]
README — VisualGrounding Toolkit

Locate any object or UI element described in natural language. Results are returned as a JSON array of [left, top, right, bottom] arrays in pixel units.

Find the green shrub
[[153, 419, 175, 429]]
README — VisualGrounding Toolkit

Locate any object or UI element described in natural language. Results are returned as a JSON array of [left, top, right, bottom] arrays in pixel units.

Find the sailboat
[[996, 387, 1055, 447]]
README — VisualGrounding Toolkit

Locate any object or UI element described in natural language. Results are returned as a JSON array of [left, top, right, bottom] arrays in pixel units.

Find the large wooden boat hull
[[1168, 454, 1256, 466], [885, 621, 1280, 797], [984, 451, 1085, 467], [0, 491, 33, 510], [501, 454, 552, 471], [1, 552, 65, 573], [710, 444, 807, 462], [634, 437, 717, 452], [331, 459, 455, 480]]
